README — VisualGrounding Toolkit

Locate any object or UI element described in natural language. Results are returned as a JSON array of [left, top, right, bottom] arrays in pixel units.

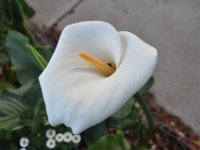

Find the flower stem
[[135, 93, 154, 136]]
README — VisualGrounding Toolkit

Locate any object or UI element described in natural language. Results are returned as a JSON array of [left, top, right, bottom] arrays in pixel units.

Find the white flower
[[55, 133, 64, 142], [46, 139, 56, 149], [46, 129, 56, 138], [63, 132, 72, 143], [39, 21, 157, 134], [72, 135, 81, 144], [20, 148, 26, 150], [19, 137, 29, 148]]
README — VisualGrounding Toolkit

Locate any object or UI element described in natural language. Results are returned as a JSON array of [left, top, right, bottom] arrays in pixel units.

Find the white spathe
[[39, 21, 157, 134]]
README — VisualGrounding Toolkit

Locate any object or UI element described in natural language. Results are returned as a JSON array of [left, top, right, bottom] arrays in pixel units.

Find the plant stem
[[135, 93, 154, 136]]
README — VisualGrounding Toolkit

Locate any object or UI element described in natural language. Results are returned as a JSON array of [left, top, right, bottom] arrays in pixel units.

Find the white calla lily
[[39, 21, 157, 134]]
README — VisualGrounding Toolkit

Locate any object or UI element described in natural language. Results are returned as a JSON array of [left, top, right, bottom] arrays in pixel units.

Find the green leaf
[[36, 45, 53, 62], [0, 98, 24, 115], [26, 44, 47, 70], [4, 79, 42, 107], [139, 77, 154, 93], [0, 0, 14, 25], [84, 122, 108, 145], [0, 82, 15, 90], [88, 134, 131, 150], [20, 99, 44, 123], [0, 129, 12, 140], [107, 111, 140, 131], [0, 97, 25, 130], [115, 97, 134, 118], [0, 116, 21, 131], [0, 53, 9, 65], [19, 107, 35, 120], [0, 0, 35, 44], [19, 0, 35, 18], [133, 145, 148, 150], [0, 79, 43, 130], [6, 30, 40, 84], [107, 97, 141, 131]]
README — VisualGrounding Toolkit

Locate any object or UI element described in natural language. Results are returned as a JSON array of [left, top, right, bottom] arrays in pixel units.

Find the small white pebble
[[177, 131, 185, 138], [150, 145, 156, 150], [170, 121, 175, 126]]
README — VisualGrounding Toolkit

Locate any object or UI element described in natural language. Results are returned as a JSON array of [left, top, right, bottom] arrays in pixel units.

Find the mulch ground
[[144, 93, 200, 150], [29, 22, 200, 150]]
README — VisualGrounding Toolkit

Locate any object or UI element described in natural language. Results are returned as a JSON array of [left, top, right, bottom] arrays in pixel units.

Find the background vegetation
[[0, 0, 155, 149]]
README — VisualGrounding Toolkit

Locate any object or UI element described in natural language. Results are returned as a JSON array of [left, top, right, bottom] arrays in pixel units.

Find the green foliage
[[0, 0, 155, 149], [0, 81, 15, 90], [0, 53, 9, 65], [26, 44, 48, 70], [3, 79, 42, 107], [35, 45, 53, 62], [107, 98, 141, 131], [139, 77, 155, 93], [84, 122, 108, 145], [134, 94, 154, 141], [19, 0, 35, 18], [0, 97, 25, 130], [6, 30, 40, 84], [88, 134, 131, 150], [6, 30, 49, 84], [133, 145, 148, 150], [0, 0, 35, 44], [0, 79, 43, 130]]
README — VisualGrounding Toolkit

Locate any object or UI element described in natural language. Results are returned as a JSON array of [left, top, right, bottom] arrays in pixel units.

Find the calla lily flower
[[39, 21, 157, 134]]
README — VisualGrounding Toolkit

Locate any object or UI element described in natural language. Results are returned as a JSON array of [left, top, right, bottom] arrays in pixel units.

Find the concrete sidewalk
[[27, 0, 200, 134]]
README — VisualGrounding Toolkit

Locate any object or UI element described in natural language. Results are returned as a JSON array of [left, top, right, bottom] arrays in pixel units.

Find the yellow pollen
[[79, 51, 116, 76]]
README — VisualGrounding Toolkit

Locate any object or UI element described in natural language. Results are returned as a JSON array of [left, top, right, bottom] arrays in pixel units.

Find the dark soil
[[144, 93, 200, 150]]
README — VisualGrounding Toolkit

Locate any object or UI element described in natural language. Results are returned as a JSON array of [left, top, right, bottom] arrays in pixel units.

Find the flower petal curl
[[39, 21, 157, 134]]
